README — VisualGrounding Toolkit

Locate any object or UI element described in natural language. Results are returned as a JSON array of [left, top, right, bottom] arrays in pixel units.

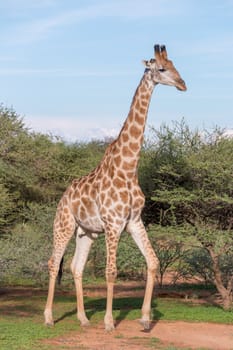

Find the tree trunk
[[207, 247, 233, 310]]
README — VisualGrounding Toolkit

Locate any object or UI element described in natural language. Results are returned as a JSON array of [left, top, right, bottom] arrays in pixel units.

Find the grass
[[0, 290, 232, 350]]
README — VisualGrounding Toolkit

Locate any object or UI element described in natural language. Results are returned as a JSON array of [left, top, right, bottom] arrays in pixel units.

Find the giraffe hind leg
[[44, 208, 76, 326]]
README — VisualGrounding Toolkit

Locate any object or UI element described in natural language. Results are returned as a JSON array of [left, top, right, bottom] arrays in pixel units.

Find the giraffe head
[[143, 44, 187, 91]]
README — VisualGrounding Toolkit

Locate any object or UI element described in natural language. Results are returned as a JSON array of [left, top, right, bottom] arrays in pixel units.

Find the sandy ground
[[45, 319, 233, 350], [44, 280, 233, 350]]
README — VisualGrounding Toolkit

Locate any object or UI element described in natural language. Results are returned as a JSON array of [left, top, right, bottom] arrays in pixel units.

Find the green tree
[[150, 121, 233, 309]]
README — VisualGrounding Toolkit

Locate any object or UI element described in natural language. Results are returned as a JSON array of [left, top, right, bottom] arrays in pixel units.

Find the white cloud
[[223, 129, 233, 138], [24, 115, 119, 142]]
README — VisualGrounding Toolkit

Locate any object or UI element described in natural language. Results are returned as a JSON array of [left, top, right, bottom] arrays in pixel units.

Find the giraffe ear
[[142, 60, 149, 67]]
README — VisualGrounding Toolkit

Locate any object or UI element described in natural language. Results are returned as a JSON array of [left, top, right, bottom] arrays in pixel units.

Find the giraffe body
[[44, 45, 186, 331]]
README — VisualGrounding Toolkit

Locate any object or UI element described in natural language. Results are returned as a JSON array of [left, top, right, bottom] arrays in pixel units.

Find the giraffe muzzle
[[176, 79, 187, 91]]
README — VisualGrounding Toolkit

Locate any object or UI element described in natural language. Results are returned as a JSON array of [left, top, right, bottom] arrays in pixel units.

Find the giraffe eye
[[158, 68, 166, 72]]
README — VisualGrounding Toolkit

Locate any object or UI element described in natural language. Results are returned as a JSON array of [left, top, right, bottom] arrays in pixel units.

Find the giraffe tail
[[57, 256, 64, 285]]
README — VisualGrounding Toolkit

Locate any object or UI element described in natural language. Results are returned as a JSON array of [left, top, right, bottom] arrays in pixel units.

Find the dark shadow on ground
[[55, 296, 163, 332], [55, 308, 77, 324]]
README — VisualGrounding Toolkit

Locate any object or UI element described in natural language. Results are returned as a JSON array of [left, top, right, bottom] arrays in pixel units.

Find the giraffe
[[44, 44, 186, 331]]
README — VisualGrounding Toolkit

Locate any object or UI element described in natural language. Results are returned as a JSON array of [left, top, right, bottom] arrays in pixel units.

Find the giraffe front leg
[[71, 229, 94, 326], [127, 219, 159, 330], [104, 230, 120, 331], [44, 268, 56, 326], [44, 251, 66, 326]]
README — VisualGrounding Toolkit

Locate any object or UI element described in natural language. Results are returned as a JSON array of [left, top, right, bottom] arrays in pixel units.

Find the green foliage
[[147, 225, 185, 286], [88, 232, 146, 279], [147, 120, 233, 308], [117, 233, 146, 278], [0, 204, 54, 285], [0, 105, 233, 309], [0, 106, 108, 237]]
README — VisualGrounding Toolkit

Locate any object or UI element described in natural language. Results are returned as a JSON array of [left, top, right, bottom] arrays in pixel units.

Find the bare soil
[[44, 280, 233, 350], [45, 319, 233, 350]]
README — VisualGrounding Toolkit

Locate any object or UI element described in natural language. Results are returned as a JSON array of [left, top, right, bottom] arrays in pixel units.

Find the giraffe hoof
[[44, 310, 54, 327], [105, 323, 115, 332], [81, 320, 90, 327], [78, 314, 90, 327], [139, 319, 151, 331]]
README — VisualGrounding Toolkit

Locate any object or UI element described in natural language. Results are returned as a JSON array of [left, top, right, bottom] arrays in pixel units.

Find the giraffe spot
[[105, 198, 112, 207], [102, 162, 108, 173], [100, 192, 106, 203], [64, 219, 71, 228], [115, 204, 123, 213], [109, 209, 117, 217], [109, 187, 119, 201], [113, 177, 125, 189], [141, 100, 147, 107], [79, 206, 86, 221], [115, 218, 123, 226], [135, 113, 144, 125], [101, 207, 107, 215], [117, 138, 122, 148], [71, 189, 80, 201], [140, 107, 146, 114], [113, 144, 121, 155], [114, 155, 122, 167], [88, 172, 95, 181], [119, 190, 129, 204], [82, 197, 96, 216], [109, 166, 115, 178], [134, 197, 145, 208], [140, 85, 147, 93], [82, 183, 90, 195], [63, 207, 69, 214], [142, 93, 150, 100], [127, 171, 136, 178], [90, 188, 97, 198], [123, 206, 130, 217], [121, 131, 129, 143], [129, 124, 141, 139], [107, 214, 115, 222], [117, 169, 126, 179], [122, 145, 134, 157], [127, 113, 134, 123], [102, 176, 111, 190], [123, 122, 129, 131], [135, 100, 141, 110], [122, 160, 137, 171], [79, 177, 86, 187], [129, 142, 139, 153], [72, 200, 80, 214]]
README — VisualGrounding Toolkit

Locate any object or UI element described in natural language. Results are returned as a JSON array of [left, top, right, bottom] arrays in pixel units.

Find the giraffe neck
[[112, 72, 156, 174]]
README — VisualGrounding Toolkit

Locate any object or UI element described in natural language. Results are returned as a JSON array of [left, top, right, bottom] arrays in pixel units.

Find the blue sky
[[0, 0, 232, 141]]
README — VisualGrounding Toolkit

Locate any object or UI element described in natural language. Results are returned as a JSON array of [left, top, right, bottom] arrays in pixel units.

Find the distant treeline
[[0, 105, 232, 309]]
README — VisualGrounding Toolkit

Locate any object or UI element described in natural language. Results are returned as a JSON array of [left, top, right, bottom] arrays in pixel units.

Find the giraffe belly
[[76, 216, 105, 234]]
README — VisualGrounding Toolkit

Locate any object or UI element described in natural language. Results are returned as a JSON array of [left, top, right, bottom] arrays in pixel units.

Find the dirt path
[[2, 283, 233, 349], [46, 319, 233, 350]]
